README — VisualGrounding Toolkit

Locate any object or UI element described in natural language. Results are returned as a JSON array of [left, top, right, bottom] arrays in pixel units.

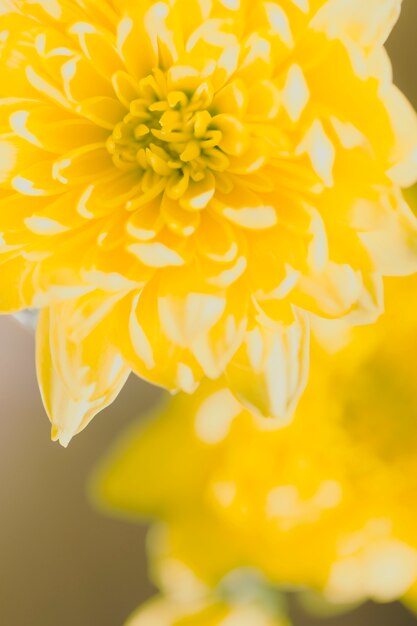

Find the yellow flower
[[123, 554, 292, 625], [1, 0, 417, 443], [96, 272, 417, 608], [125, 594, 290, 626]]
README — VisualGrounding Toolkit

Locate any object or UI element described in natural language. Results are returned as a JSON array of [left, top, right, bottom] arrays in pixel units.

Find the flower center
[[107, 69, 229, 202]]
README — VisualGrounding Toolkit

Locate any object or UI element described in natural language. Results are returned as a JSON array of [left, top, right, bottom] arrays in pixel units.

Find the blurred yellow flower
[[1, 0, 417, 443], [96, 271, 417, 609], [125, 593, 290, 626]]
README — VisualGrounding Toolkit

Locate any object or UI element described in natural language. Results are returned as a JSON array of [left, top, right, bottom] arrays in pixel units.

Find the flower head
[[1, 0, 417, 443], [96, 272, 417, 607]]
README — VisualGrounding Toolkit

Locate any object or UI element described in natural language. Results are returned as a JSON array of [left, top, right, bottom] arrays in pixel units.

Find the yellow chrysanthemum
[[96, 271, 417, 608], [1, 0, 417, 443], [125, 593, 290, 626]]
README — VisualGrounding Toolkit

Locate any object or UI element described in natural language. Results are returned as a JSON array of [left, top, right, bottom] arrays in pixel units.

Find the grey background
[[1, 2, 417, 624]]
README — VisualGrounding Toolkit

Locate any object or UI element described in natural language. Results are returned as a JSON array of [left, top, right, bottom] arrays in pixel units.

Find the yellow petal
[[281, 64, 309, 123], [384, 85, 417, 187], [360, 194, 417, 276], [53, 144, 113, 184], [128, 242, 185, 267], [196, 211, 239, 263], [190, 284, 248, 378], [212, 184, 277, 229], [12, 161, 66, 196], [0, 253, 35, 312], [212, 79, 248, 117], [127, 199, 165, 240], [161, 195, 200, 236], [114, 287, 203, 393], [247, 79, 281, 121], [297, 119, 335, 187], [294, 262, 381, 321], [77, 96, 127, 130], [36, 295, 130, 446], [117, 10, 156, 79], [225, 313, 310, 423], [10, 107, 108, 153], [212, 114, 249, 156], [69, 22, 124, 78], [312, 0, 401, 49], [179, 172, 216, 211], [61, 55, 115, 103]]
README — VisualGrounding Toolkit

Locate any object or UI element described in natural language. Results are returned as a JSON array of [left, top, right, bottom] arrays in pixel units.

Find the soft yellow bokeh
[[126, 594, 290, 626], [96, 267, 417, 610], [1, 0, 417, 443]]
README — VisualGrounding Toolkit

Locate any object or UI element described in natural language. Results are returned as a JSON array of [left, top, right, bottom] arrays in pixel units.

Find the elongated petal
[[36, 295, 130, 446]]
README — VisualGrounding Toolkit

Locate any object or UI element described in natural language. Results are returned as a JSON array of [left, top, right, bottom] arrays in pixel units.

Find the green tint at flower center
[[106, 69, 229, 202]]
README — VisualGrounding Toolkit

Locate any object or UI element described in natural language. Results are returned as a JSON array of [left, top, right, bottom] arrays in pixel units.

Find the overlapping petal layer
[[96, 272, 417, 609], [1, 0, 417, 441]]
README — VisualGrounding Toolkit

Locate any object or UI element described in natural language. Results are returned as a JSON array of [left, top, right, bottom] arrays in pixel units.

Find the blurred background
[[1, 2, 417, 624]]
